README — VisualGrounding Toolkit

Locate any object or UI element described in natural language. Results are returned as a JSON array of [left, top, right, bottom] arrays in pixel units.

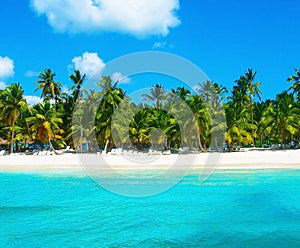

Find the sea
[[1, 169, 300, 247]]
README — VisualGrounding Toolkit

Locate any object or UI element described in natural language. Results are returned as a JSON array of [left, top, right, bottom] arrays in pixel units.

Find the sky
[[1, 0, 300, 104]]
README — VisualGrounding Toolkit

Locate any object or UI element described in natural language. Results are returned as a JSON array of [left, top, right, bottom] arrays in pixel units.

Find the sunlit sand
[[0, 150, 299, 173]]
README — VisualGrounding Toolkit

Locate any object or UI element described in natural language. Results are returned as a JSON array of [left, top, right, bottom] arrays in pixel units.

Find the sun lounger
[[163, 150, 171, 155], [179, 147, 189, 154], [38, 151, 47, 156], [111, 148, 123, 155]]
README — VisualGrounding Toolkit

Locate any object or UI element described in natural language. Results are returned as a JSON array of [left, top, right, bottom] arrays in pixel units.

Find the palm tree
[[96, 76, 118, 95], [15, 107, 33, 150], [153, 110, 180, 150], [26, 100, 64, 152], [96, 76, 127, 153], [35, 69, 62, 103], [255, 101, 271, 147], [245, 69, 262, 146], [142, 84, 167, 109], [187, 95, 210, 152], [245, 69, 262, 101], [69, 70, 86, 101], [225, 100, 254, 146], [74, 88, 100, 152], [57, 94, 75, 148], [287, 68, 300, 100], [262, 91, 300, 147], [171, 87, 191, 102], [129, 108, 152, 149], [227, 69, 261, 147], [0, 83, 27, 153]]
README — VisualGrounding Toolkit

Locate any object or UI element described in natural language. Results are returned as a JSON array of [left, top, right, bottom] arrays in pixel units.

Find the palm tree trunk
[[280, 130, 284, 149], [260, 136, 263, 148], [48, 138, 55, 151], [197, 133, 206, 152], [251, 100, 256, 147], [104, 139, 109, 153], [10, 124, 15, 154]]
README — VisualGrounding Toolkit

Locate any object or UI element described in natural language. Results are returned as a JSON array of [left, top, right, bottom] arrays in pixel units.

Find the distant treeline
[[0, 68, 299, 153]]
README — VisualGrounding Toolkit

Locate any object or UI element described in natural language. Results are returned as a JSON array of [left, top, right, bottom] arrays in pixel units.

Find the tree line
[[0, 68, 299, 154]]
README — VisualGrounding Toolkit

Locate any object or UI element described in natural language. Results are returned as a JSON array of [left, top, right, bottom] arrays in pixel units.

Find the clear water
[[1, 169, 300, 247]]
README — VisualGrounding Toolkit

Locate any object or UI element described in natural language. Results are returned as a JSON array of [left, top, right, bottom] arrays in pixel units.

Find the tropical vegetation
[[0, 67, 299, 153]]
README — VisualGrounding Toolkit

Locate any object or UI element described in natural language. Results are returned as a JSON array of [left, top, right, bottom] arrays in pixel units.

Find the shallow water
[[1, 169, 300, 247]]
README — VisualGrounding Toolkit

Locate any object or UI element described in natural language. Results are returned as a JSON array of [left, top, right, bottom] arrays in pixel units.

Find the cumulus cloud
[[30, 0, 181, 37], [71, 52, 105, 78], [0, 81, 7, 90], [70, 52, 132, 84], [0, 56, 14, 79], [112, 72, 131, 85], [24, 95, 43, 106]]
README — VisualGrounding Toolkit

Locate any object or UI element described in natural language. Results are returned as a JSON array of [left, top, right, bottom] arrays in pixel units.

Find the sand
[[0, 149, 299, 173]]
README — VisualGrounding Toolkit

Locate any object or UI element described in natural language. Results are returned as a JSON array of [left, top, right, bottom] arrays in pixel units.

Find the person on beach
[[291, 141, 295, 149]]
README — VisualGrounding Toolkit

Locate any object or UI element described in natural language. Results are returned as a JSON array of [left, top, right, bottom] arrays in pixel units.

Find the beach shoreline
[[0, 149, 299, 173]]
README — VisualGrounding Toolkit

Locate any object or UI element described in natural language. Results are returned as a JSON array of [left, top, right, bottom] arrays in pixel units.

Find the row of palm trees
[[0, 68, 299, 153]]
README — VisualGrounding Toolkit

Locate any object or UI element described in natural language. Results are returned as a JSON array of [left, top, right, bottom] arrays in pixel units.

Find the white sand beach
[[0, 149, 299, 173]]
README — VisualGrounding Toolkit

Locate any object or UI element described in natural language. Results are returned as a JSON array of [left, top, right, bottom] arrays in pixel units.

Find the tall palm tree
[[232, 69, 261, 106], [229, 69, 261, 146], [35, 69, 62, 103], [142, 84, 167, 109], [245, 69, 262, 146], [187, 95, 210, 152], [96, 76, 127, 152], [255, 100, 271, 147], [69, 70, 86, 101], [70, 88, 100, 152], [27, 100, 64, 152], [0, 83, 27, 153], [245, 69, 262, 102], [287, 68, 300, 100], [57, 94, 75, 147]]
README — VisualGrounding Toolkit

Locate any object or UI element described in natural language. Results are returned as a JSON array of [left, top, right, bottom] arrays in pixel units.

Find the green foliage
[[35, 68, 62, 103], [0, 67, 299, 153]]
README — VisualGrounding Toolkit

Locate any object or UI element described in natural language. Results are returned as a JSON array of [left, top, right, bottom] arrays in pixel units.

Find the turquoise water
[[1, 170, 300, 247]]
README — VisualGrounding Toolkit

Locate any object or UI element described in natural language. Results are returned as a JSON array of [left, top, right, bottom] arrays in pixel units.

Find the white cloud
[[25, 70, 39, 78], [24, 95, 43, 106], [30, 0, 181, 37], [152, 42, 168, 49], [112, 72, 131, 85], [0, 81, 7, 90], [71, 52, 105, 78], [0, 56, 14, 79], [152, 41, 175, 50]]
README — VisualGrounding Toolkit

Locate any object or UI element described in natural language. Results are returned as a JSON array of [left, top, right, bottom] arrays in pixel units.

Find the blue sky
[[0, 0, 300, 104]]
